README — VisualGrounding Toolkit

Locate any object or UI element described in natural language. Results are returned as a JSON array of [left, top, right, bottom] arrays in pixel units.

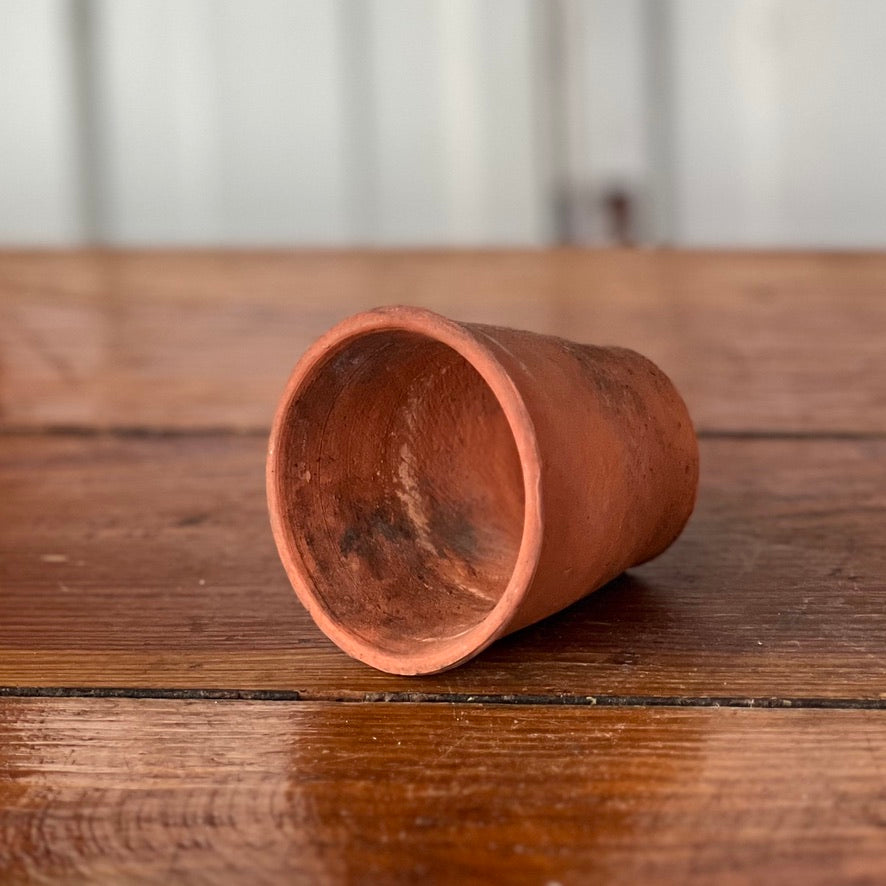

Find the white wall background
[[669, 0, 886, 247], [1, 0, 885, 247], [0, 0, 83, 242]]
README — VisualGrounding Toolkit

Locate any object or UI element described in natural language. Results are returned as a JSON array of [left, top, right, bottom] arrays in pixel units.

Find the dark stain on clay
[[561, 341, 648, 418], [339, 503, 417, 575], [428, 502, 478, 563]]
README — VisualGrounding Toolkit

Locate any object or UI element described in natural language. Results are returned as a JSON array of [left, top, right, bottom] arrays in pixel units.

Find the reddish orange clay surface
[[268, 307, 698, 674]]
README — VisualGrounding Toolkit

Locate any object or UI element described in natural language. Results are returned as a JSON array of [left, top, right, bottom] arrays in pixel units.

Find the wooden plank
[[1, 698, 884, 884], [0, 250, 884, 433], [2, 433, 884, 699]]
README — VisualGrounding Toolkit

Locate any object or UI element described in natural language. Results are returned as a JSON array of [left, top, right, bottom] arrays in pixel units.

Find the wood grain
[[3, 433, 884, 699], [1, 250, 884, 434], [1, 697, 884, 885], [2, 251, 884, 881]]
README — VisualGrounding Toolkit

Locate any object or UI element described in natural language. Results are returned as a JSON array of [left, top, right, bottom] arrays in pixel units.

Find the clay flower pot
[[267, 306, 698, 675]]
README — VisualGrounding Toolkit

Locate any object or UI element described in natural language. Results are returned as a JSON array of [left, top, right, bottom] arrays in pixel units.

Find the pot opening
[[276, 329, 526, 660]]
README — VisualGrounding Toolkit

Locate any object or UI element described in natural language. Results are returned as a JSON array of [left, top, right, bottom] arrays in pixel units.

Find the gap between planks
[[1, 424, 886, 441], [1, 687, 885, 710]]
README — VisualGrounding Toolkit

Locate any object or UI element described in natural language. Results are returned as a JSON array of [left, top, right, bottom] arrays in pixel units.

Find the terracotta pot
[[267, 306, 698, 675]]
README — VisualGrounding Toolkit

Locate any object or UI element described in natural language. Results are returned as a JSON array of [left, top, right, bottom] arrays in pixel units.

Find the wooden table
[[1, 250, 885, 884]]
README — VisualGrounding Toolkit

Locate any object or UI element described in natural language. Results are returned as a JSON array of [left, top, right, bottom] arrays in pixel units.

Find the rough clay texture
[[477, 324, 698, 630], [268, 307, 699, 674]]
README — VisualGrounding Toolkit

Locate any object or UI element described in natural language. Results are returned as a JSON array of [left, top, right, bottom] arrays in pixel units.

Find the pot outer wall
[[466, 319, 698, 633]]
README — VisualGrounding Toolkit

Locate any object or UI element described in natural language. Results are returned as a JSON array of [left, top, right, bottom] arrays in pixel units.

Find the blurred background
[[3, 0, 886, 249]]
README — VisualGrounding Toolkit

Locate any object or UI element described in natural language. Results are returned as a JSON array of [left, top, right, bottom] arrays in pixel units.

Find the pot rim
[[266, 305, 544, 675]]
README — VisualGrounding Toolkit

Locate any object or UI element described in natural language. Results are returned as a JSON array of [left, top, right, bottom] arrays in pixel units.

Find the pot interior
[[275, 329, 526, 659]]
